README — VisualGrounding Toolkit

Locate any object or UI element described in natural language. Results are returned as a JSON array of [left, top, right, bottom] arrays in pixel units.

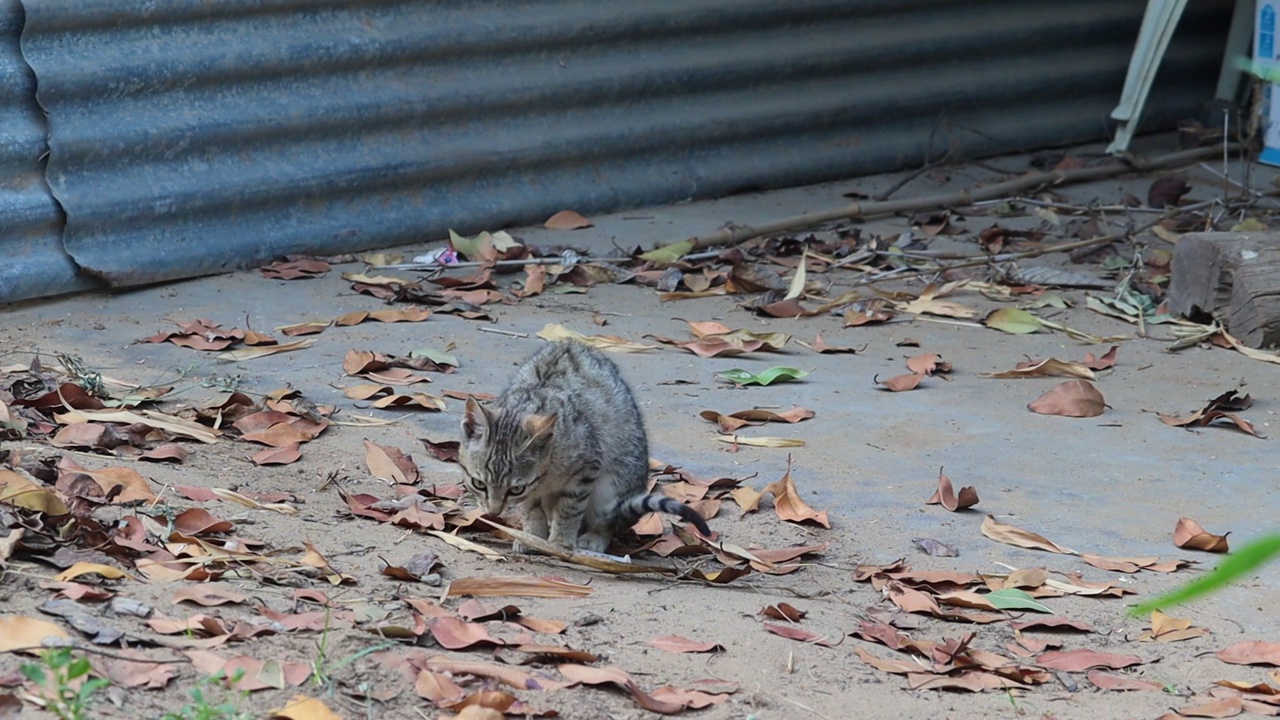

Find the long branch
[[682, 145, 1235, 250]]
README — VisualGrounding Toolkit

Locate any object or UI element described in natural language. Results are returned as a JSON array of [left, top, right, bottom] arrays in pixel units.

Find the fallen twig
[[476, 326, 528, 339], [677, 145, 1237, 250]]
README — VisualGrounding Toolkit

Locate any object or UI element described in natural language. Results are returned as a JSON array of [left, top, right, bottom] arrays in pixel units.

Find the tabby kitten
[[458, 340, 711, 553]]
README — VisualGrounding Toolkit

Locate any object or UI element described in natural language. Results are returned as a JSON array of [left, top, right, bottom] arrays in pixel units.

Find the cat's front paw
[[512, 540, 534, 555]]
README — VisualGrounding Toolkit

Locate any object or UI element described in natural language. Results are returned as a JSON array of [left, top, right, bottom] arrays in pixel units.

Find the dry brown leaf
[[715, 435, 806, 448], [536, 324, 655, 353], [980, 515, 1076, 555], [799, 332, 862, 354], [1010, 617, 1095, 633], [1035, 649, 1144, 671], [759, 603, 807, 622], [729, 486, 763, 514], [876, 372, 925, 392], [906, 353, 951, 376], [370, 393, 447, 411], [0, 615, 72, 653], [853, 647, 922, 675], [896, 284, 978, 318], [173, 585, 249, 607], [924, 469, 979, 511], [446, 576, 592, 599], [510, 265, 547, 298], [57, 458, 158, 503], [1217, 641, 1280, 666], [1086, 669, 1165, 692], [1175, 696, 1244, 718], [650, 335, 764, 358], [429, 617, 506, 650], [363, 439, 419, 485], [544, 210, 593, 230], [54, 408, 219, 443], [268, 695, 343, 720], [97, 650, 178, 689], [1080, 553, 1194, 574], [648, 685, 732, 710], [1157, 389, 1260, 437], [645, 636, 724, 654], [907, 670, 1026, 692], [1082, 345, 1119, 370], [251, 443, 302, 466], [54, 561, 135, 583], [215, 338, 315, 362], [1027, 380, 1105, 417], [700, 407, 814, 433], [762, 460, 829, 528], [843, 300, 895, 326], [557, 664, 683, 714], [982, 357, 1096, 380], [764, 623, 840, 647], [0, 469, 69, 515], [1138, 610, 1209, 643], [1174, 517, 1230, 553]]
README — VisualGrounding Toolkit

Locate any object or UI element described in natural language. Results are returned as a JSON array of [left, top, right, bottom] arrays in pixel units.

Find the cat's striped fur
[[459, 340, 711, 553]]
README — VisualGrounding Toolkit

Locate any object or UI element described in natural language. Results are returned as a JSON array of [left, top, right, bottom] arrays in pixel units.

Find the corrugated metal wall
[[0, 0, 97, 303], [4, 0, 1234, 301]]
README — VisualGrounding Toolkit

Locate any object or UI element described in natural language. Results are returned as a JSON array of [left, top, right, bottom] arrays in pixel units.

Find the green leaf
[[984, 308, 1043, 335], [447, 229, 489, 261], [1026, 292, 1071, 310], [637, 239, 695, 264], [410, 347, 458, 367], [67, 656, 91, 680], [717, 367, 810, 386], [47, 648, 71, 669], [1130, 533, 1280, 616], [985, 588, 1052, 613], [20, 664, 46, 684], [1230, 217, 1268, 232]]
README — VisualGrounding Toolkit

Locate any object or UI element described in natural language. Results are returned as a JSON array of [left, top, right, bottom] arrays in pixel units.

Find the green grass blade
[[1129, 533, 1280, 616]]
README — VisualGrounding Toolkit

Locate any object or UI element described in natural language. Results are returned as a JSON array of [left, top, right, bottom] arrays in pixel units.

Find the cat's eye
[[507, 486, 526, 497], [471, 480, 487, 492]]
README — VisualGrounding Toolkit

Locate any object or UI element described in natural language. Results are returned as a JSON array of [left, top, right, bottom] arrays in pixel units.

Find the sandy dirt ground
[[1, 136, 1279, 720]]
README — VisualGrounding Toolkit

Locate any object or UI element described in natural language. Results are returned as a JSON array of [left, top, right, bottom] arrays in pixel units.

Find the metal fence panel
[[13, 0, 1233, 295], [0, 0, 97, 304]]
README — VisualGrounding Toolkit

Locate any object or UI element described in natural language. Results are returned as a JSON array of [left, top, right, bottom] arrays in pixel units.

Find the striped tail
[[619, 493, 711, 536]]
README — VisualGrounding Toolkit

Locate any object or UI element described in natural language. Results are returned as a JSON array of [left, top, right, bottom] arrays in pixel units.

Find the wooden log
[[1168, 232, 1280, 349]]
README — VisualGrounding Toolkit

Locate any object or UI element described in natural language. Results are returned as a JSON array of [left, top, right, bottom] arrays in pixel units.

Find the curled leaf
[[544, 210, 593, 230], [925, 469, 979, 511], [1173, 517, 1230, 553], [875, 373, 924, 392], [536, 324, 656, 353], [982, 358, 1096, 380], [1027, 380, 1105, 418], [980, 515, 1076, 555]]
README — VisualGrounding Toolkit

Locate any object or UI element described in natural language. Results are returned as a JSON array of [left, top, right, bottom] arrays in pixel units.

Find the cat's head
[[458, 397, 556, 516]]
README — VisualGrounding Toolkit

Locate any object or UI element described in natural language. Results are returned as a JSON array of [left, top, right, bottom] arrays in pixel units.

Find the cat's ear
[[462, 398, 490, 440], [521, 414, 556, 446]]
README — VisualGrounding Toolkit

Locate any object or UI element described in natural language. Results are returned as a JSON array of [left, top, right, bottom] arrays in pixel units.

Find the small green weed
[[162, 670, 251, 720], [19, 648, 109, 720]]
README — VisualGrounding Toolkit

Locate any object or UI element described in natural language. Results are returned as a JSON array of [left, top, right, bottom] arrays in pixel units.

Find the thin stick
[[6, 644, 190, 664], [381, 256, 576, 272], [678, 145, 1235, 250], [476, 327, 527, 338]]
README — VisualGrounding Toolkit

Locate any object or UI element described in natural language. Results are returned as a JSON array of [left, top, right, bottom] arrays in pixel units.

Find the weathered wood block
[[1168, 232, 1280, 349]]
